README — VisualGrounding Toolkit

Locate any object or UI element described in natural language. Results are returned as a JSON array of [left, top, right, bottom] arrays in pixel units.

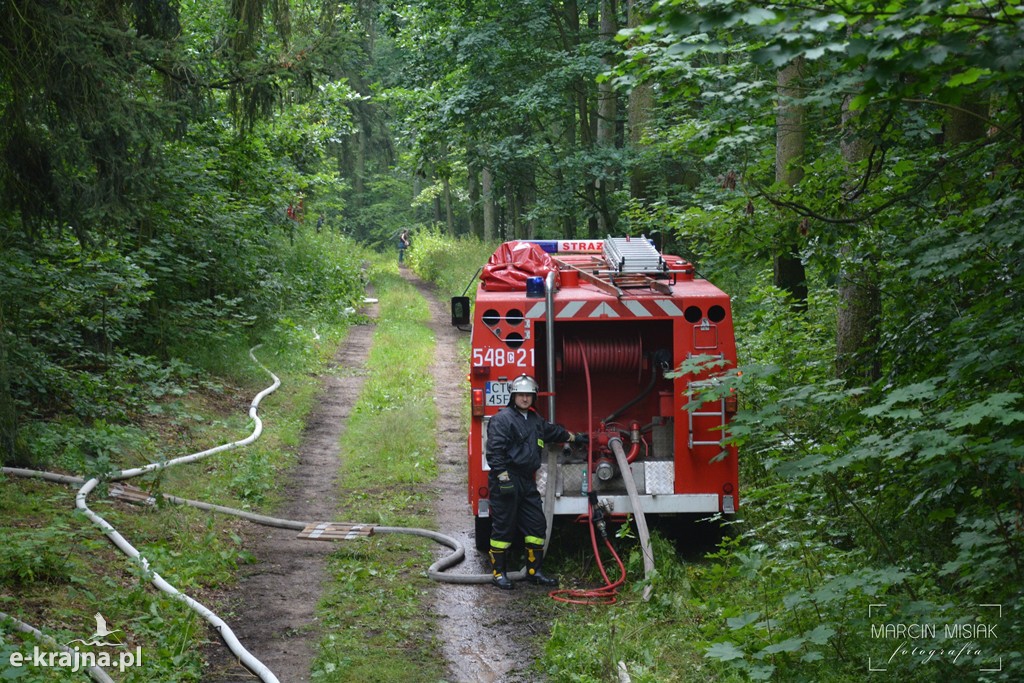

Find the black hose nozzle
[[589, 492, 608, 539]]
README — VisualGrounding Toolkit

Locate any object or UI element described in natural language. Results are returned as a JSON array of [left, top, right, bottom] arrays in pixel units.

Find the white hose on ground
[[112, 347, 280, 482], [1, 341, 532, 680], [74, 478, 280, 683], [0, 611, 115, 683], [0, 347, 283, 682], [2, 467, 513, 585], [68, 346, 281, 683], [609, 437, 654, 601]]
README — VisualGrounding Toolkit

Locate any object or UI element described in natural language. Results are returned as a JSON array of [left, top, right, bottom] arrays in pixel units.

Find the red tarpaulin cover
[[480, 241, 560, 291]]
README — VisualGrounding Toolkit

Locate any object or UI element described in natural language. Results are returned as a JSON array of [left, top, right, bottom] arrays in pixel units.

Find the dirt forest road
[[403, 268, 552, 683], [203, 268, 550, 682]]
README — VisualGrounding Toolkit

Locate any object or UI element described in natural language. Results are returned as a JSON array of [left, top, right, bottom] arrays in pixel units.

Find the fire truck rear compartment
[[537, 319, 673, 424], [534, 319, 676, 498]]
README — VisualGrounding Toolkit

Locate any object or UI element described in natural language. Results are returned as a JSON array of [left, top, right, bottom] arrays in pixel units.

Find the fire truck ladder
[[686, 359, 729, 450], [603, 235, 666, 275], [555, 235, 673, 297]]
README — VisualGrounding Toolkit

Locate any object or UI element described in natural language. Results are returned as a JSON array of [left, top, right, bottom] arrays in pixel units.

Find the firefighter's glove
[[572, 432, 589, 446], [497, 471, 514, 496]]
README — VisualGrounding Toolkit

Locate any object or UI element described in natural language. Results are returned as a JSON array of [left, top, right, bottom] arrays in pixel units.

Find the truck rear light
[[723, 483, 734, 494], [479, 486, 489, 499], [472, 389, 485, 416]]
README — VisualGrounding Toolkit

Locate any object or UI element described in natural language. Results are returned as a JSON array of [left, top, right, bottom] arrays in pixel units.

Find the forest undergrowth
[[410, 231, 1023, 683]]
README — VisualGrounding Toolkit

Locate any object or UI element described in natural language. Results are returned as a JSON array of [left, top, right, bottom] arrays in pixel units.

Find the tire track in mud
[[203, 300, 378, 682], [203, 269, 551, 682], [400, 268, 552, 683]]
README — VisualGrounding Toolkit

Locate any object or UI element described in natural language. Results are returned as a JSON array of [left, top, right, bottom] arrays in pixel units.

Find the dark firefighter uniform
[[486, 377, 578, 589]]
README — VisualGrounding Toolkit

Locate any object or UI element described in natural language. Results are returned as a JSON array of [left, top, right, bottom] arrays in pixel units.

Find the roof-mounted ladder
[[552, 235, 676, 297], [603, 235, 668, 276]]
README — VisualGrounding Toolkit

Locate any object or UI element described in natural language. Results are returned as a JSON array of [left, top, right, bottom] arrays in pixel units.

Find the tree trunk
[[627, 0, 653, 201], [0, 306, 22, 466], [482, 166, 496, 241], [468, 160, 482, 238], [774, 58, 808, 309], [507, 185, 521, 239], [596, 0, 618, 234], [443, 176, 455, 234], [523, 166, 538, 239], [836, 91, 882, 382]]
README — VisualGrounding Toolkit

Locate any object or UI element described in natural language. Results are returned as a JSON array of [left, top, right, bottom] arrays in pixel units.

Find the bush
[[405, 228, 497, 301]]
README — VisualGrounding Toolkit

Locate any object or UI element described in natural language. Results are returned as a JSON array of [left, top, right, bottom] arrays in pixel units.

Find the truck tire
[[474, 516, 492, 552]]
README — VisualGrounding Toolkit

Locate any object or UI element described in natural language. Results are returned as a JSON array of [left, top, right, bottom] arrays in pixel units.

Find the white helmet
[[509, 374, 538, 405]]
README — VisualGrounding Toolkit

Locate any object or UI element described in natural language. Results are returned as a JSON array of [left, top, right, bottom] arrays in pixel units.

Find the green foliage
[[2, 0, 1023, 680], [607, 7, 1024, 678], [387, 0, 631, 239], [0, 521, 81, 587], [404, 227, 498, 300]]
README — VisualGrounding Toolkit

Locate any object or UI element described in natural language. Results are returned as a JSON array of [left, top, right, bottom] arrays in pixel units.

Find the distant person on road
[[397, 229, 410, 265], [485, 374, 587, 590]]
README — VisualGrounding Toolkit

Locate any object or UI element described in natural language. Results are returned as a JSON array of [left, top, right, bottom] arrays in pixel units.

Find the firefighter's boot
[[525, 543, 558, 587], [489, 548, 515, 590]]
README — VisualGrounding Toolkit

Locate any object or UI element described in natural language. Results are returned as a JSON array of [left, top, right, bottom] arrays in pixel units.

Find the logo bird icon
[[92, 613, 121, 641], [67, 613, 122, 647]]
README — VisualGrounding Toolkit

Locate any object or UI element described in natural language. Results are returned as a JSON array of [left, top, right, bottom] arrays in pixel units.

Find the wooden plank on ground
[[109, 484, 157, 506], [297, 522, 375, 541]]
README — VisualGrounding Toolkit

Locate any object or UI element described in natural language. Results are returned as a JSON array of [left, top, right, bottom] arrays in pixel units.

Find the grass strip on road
[[312, 264, 446, 682]]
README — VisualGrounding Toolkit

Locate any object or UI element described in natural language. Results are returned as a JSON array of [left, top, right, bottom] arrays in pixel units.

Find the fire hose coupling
[[594, 457, 615, 482], [651, 348, 673, 375], [608, 425, 643, 464], [588, 491, 608, 539]]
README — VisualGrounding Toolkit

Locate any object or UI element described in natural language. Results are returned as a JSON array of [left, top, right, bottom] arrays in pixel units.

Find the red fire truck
[[452, 237, 738, 550]]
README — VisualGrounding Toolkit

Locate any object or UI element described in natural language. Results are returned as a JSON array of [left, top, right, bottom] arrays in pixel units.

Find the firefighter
[[485, 374, 587, 590]]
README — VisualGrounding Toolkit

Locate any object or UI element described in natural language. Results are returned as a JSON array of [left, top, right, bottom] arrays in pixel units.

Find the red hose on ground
[[550, 340, 627, 605]]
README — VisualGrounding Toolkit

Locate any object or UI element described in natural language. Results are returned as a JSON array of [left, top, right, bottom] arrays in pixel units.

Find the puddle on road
[[414, 268, 549, 683], [431, 453, 544, 683]]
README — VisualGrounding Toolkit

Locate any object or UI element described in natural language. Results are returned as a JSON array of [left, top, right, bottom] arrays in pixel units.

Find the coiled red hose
[[561, 334, 643, 374], [550, 339, 627, 605]]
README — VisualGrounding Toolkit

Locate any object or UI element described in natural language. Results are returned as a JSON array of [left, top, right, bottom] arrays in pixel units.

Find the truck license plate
[[485, 381, 512, 406]]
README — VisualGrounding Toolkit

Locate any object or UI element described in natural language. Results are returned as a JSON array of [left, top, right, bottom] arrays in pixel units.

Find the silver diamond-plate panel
[[536, 464, 548, 496], [561, 463, 587, 496], [646, 461, 675, 494]]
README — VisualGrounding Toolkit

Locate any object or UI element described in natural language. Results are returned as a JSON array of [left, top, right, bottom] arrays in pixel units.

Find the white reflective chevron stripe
[[557, 301, 586, 318], [655, 300, 683, 316], [589, 302, 620, 318], [623, 300, 653, 317], [525, 302, 547, 319], [526, 298, 685, 320]]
